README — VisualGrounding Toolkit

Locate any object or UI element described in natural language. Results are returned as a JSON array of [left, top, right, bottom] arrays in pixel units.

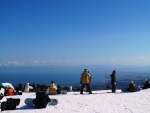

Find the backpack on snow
[[1, 101, 16, 111]]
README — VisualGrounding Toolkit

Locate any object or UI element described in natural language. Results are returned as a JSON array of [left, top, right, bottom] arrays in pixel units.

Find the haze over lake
[[0, 65, 150, 85]]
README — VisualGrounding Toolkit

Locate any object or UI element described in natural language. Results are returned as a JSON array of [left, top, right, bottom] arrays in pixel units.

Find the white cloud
[[138, 57, 147, 59], [56, 60, 61, 63], [64, 60, 70, 62], [110, 59, 117, 61], [8, 61, 20, 65], [34, 61, 39, 64], [0, 61, 21, 66], [42, 61, 49, 63]]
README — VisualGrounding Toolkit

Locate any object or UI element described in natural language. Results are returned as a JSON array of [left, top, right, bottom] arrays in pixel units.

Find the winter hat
[[113, 70, 116, 73], [84, 69, 87, 72], [130, 81, 133, 83], [51, 81, 54, 84], [27, 83, 29, 85]]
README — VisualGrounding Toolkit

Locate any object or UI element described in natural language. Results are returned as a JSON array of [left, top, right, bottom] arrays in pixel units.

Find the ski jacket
[[80, 72, 91, 84], [110, 74, 116, 84], [46, 83, 57, 95], [7, 88, 14, 96], [129, 83, 136, 92], [24, 84, 33, 93], [34, 92, 50, 108]]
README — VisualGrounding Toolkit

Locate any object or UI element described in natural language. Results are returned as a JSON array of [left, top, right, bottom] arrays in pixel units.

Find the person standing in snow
[[110, 70, 116, 93], [88, 71, 92, 83], [69, 85, 73, 92], [24, 83, 33, 93], [80, 69, 92, 94]]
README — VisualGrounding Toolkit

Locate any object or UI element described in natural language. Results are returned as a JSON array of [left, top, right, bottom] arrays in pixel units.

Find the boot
[[89, 91, 92, 94]]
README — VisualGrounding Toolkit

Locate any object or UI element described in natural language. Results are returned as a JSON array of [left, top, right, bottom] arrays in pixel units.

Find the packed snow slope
[[1, 89, 150, 113]]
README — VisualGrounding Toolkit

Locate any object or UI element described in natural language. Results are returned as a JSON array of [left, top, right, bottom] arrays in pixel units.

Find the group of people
[[79, 69, 116, 94], [0, 69, 150, 111], [80, 69, 150, 93], [0, 83, 17, 96], [125, 79, 150, 92]]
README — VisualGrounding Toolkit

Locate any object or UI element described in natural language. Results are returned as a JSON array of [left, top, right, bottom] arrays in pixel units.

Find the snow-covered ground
[[1, 89, 150, 113]]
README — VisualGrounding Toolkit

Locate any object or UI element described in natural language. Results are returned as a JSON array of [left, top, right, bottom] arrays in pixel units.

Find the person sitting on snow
[[1, 83, 15, 90], [57, 85, 61, 94], [24, 83, 33, 93], [46, 81, 57, 95], [142, 79, 149, 89], [33, 91, 50, 109], [6, 88, 14, 96], [1, 83, 17, 96], [127, 81, 136, 92]]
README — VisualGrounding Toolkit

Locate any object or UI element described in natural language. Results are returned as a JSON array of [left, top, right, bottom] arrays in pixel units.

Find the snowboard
[[61, 90, 67, 94], [24, 98, 58, 106]]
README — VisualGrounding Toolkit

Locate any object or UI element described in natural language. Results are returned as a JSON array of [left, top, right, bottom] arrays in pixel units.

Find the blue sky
[[0, 0, 150, 66]]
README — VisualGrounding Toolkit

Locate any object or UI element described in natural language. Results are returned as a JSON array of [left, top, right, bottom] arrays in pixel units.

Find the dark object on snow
[[33, 91, 50, 109], [18, 91, 22, 95], [0, 94, 3, 100], [110, 70, 116, 93], [1, 100, 17, 111], [57, 85, 61, 94], [142, 79, 149, 89], [128, 81, 136, 92], [6, 98, 20, 106]]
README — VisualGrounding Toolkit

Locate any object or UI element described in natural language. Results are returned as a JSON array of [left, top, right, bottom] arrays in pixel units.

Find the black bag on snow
[[1, 101, 16, 111]]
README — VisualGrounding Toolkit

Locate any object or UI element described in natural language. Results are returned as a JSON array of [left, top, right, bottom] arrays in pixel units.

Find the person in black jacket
[[110, 70, 116, 93], [142, 79, 149, 89], [33, 91, 50, 109]]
